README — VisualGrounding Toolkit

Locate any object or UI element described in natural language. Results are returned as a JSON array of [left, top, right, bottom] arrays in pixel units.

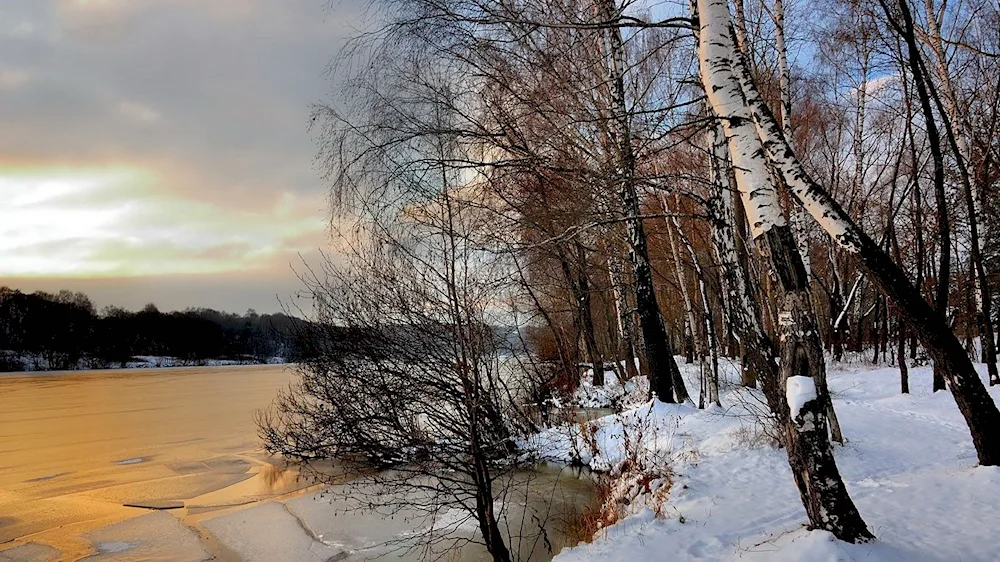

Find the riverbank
[[532, 359, 1000, 561]]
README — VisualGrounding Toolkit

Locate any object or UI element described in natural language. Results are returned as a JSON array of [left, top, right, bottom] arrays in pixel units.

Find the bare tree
[[697, 0, 873, 542], [259, 41, 564, 560], [710, 0, 1000, 467]]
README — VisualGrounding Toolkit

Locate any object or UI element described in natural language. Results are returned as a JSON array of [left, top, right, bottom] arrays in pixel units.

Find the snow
[[572, 363, 647, 408], [785, 376, 816, 420], [537, 358, 1000, 561], [528, 399, 685, 473]]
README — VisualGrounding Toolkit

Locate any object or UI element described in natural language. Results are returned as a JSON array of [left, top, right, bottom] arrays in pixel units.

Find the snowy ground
[[571, 364, 648, 409], [532, 358, 1000, 561]]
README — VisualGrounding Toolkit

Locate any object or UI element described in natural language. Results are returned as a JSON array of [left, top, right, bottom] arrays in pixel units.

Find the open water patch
[[96, 541, 137, 553], [24, 471, 70, 482]]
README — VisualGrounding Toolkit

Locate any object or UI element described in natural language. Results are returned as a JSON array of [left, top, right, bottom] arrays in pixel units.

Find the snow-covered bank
[[529, 359, 1000, 561], [571, 365, 648, 409]]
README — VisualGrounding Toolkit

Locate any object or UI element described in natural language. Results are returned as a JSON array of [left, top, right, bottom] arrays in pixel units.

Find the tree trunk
[[472, 454, 511, 562], [733, 0, 747, 51], [907, 117, 925, 361], [697, 0, 872, 540], [665, 194, 702, 371], [891, 228, 910, 394], [731, 0, 1000, 466], [706, 119, 761, 390], [898, 318, 910, 394], [922, 0, 999, 386], [774, 0, 812, 277], [575, 242, 605, 386], [872, 296, 881, 364], [607, 251, 641, 380], [675, 208, 722, 407], [599, 0, 685, 402], [558, 247, 603, 387], [879, 0, 951, 391]]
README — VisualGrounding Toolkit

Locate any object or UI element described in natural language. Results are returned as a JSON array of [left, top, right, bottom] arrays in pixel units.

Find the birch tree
[[596, 0, 688, 402], [919, 0, 999, 386], [702, 0, 1000, 467], [697, 0, 872, 541], [705, 121, 777, 394]]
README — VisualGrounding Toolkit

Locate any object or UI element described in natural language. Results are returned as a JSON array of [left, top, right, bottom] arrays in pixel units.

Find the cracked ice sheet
[[0, 543, 60, 562], [79, 512, 208, 561], [202, 502, 344, 562], [283, 483, 489, 561]]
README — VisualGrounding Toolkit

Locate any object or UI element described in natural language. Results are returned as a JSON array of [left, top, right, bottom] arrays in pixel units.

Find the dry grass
[[562, 404, 680, 545], [561, 467, 675, 546], [728, 423, 780, 450], [559, 477, 617, 546]]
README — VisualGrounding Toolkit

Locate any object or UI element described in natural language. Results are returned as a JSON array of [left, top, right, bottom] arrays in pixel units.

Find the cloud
[[0, 68, 31, 90], [0, 165, 328, 277], [0, 0, 369, 201], [0, 0, 369, 309], [117, 100, 161, 124]]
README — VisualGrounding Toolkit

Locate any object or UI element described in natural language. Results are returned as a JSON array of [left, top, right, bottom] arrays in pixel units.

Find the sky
[[0, 0, 363, 314]]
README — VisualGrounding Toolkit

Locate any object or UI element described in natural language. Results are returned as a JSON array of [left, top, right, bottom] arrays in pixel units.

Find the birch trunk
[[922, 0, 999, 386], [664, 194, 702, 368], [671, 198, 721, 407], [707, 120, 767, 390], [697, 0, 871, 541], [773, 0, 843, 443], [607, 250, 641, 380], [733, 0, 747, 52], [774, 0, 811, 277], [709, 123, 770, 389], [730, 0, 1000, 467], [600, 0, 686, 402]]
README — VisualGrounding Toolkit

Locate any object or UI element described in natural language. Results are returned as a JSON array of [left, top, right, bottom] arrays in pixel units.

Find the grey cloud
[[1, 0, 364, 201], [0, 0, 366, 311]]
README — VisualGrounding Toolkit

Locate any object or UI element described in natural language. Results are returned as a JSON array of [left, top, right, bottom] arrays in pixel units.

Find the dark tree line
[[0, 287, 311, 372]]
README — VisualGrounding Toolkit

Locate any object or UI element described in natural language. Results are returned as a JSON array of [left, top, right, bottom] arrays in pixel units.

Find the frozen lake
[[0, 365, 593, 561]]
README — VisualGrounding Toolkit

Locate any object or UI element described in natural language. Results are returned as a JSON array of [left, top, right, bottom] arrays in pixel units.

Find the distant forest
[[0, 287, 312, 372]]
